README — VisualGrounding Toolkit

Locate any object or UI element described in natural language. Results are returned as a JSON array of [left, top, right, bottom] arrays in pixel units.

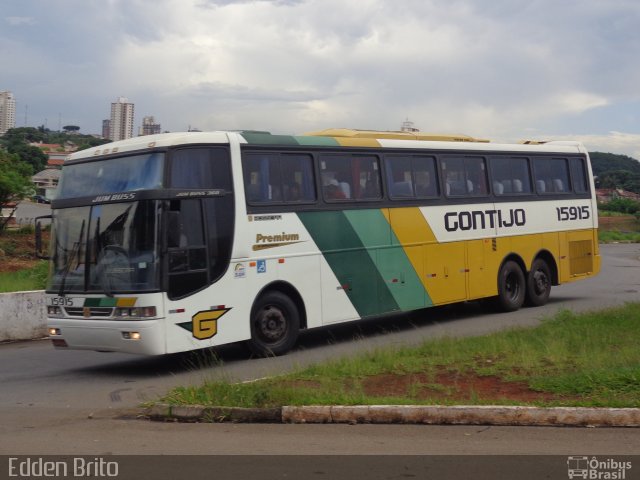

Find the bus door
[[424, 241, 467, 305]]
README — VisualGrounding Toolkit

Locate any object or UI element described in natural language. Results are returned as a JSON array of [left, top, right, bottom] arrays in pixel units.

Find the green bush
[[598, 198, 640, 215]]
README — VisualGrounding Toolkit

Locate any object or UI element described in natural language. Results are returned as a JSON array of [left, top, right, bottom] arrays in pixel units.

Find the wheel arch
[[254, 281, 308, 330], [531, 249, 559, 286]]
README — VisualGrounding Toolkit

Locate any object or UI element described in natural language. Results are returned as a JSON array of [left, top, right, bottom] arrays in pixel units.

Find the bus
[[37, 128, 600, 356]]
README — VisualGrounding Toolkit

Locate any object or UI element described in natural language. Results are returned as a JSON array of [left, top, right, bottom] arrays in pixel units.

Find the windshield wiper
[[58, 219, 85, 297]]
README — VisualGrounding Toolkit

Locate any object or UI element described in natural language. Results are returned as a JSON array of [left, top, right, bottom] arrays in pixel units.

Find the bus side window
[[534, 157, 570, 194], [570, 158, 588, 193], [357, 157, 382, 200], [281, 154, 316, 202], [170, 148, 231, 189], [442, 157, 487, 196], [386, 156, 415, 198], [490, 157, 532, 196], [242, 153, 280, 203], [321, 154, 381, 201], [414, 156, 438, 197], [386, 155, 438, 199], [243, 152, 315, 204], [465, 157, 488, 195]]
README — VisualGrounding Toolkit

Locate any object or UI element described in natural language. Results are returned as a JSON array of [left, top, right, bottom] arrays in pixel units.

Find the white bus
[[37, 129, 600, 355]]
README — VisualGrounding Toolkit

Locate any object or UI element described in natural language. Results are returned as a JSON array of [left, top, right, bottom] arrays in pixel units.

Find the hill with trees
[[590, 152, 640, 194]]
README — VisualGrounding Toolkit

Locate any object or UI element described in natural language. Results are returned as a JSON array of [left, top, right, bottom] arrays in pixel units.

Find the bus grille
[[64, 307, 114, 318]]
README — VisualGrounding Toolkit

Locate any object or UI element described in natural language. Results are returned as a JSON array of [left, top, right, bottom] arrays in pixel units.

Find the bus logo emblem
[[177, 308, 232, 340]]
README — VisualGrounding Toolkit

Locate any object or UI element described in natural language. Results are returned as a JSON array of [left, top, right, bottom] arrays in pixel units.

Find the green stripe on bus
[[240, 132, 299, 145], [298, 210, 399, 318], [84, 297, 117, 307], [344, 209, 428, 311], [294, 136, 340, 146]]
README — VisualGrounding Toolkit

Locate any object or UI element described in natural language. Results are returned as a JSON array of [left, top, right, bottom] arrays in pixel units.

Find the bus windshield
[[48, 201, 161, 294], [57, 152, 164, 199]]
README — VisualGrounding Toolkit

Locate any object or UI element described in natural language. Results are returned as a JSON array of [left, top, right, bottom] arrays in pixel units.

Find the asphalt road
[[13, 200, 51, 226], [0, 243, 639, 456]]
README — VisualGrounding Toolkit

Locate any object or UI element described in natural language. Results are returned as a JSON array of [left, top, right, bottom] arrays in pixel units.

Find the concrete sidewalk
[[146, 404, 640, 427]]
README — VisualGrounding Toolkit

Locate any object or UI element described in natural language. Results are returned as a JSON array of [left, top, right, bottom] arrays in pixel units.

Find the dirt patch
[[0, 257, 38, 273], [0, 230, 48, 273], [282, 369, 565, 404], [361, 370, 560, 403]]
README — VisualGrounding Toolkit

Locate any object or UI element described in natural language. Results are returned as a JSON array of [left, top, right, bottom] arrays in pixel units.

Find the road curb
[[146, 404, 281, 423], [145, 404, 640, 427]]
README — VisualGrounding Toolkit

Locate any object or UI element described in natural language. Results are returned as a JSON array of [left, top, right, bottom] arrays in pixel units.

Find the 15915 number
[[556, 205, 590, 221], [50, 297, 74, 306]]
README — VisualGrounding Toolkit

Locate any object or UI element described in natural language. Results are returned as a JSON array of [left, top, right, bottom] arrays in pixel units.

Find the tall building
[[109, 97, 134, 141], [139, 116, 161, 136], [102, 119, 111, 139], [0, 91, 16, 136]]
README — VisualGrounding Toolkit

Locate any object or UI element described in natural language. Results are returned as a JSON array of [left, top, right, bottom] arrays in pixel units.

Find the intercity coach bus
[[37, 128, 600, 355]]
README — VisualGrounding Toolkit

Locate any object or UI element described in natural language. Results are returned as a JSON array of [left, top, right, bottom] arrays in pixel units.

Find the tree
[[0, 127, 48, 172], [598, 169, 640, 194], [62, 125, 80, 133], [9, 144, 48, 172], [0, 149, 33, 232], [590, 152, 640, 176]]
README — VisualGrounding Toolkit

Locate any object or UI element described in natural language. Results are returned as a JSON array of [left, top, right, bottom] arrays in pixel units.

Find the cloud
[[3, 0, 640, 158], [549, 132, 640, 160], [5, 16, 36, 26]]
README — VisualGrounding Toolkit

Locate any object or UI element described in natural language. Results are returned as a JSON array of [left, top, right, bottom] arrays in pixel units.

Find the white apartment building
[[109, 97, 135, 141], [0, 91, 16, 136]]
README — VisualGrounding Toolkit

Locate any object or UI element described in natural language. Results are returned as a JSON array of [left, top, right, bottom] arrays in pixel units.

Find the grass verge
[[0, 261, 48, 293], [599, 230, 640, 243], [161, 303, 640, 409]]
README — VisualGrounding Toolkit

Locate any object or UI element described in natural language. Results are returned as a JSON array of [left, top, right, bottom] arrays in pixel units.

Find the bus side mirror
[[35, 215, 52, 260]]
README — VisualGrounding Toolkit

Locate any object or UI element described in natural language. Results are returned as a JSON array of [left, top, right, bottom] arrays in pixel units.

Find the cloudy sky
[[3, 0, 640, 158]]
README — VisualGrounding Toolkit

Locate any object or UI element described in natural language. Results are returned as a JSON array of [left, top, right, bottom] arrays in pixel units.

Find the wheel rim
[[505, 271, 521, 301], [256, 305, 287, 343], [532, 269, 549, 296]]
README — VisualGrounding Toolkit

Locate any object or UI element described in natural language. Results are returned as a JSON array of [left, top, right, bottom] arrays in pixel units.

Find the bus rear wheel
[[247, 291, 300, 357], [495, 260, 525, 312], [525, 258, 551, 307]]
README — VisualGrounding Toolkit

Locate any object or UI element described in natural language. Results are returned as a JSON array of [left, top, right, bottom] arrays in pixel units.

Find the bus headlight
[[47, 306, 63, 317], [114, 306, 157, 319], [122, 331, 141, 340]]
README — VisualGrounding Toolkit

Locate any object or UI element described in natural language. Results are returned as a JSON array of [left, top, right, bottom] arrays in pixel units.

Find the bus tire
[[247, 291, 300, 357], [495, 260, 525, 312], [525, 258, 552, 307]]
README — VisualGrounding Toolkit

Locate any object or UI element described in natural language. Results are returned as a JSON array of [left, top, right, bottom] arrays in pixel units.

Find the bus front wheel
[[525, 258, 552, 307], [248, 291, 300, 357], [495, 260, 525, 312]]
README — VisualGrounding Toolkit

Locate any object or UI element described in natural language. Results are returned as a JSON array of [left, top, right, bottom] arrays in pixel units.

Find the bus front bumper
[[47, 318, 166, 355]]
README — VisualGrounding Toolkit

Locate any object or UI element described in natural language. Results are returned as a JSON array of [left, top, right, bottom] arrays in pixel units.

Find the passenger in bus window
[[324, 179, 346, 199], [336, 174, 352, 198], [286, 182, 301, 201], [415, 171, 434, 196]]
